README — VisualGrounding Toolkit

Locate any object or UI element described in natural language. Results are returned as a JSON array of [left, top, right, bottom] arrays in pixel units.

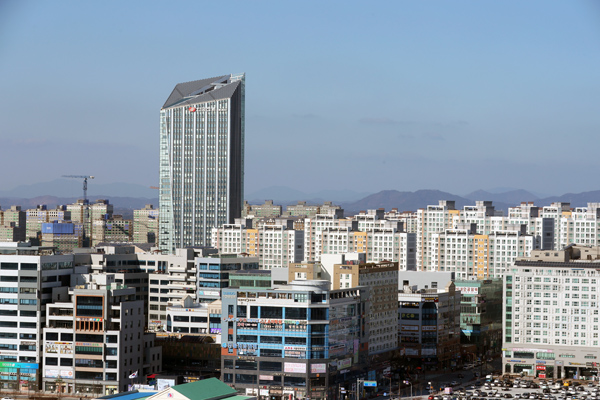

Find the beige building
[[67, 199, 113, 244], [0, 205, 26, 242], [133, 204, 158, 244], [26, 205, 70, 243], [284, 201, 341, 218], [241, 200, 282, 218], [92, 215, 133, 245], [291, 258, 399, 356], [40, 221, 84, 253]]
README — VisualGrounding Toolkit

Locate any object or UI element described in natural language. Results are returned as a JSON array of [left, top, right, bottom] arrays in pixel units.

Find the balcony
[[48, 321, 74, 329], [49, 309, 73, 317]]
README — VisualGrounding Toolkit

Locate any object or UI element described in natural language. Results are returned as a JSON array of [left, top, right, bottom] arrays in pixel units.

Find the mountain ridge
[[3, 185, 600, 217]]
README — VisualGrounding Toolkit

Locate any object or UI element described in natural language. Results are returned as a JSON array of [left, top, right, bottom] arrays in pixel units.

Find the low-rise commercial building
[[220, 280, 366, 400], [455, 279, 503, 356], [398, 271, 461, 370], [42, 273, 161, 396]]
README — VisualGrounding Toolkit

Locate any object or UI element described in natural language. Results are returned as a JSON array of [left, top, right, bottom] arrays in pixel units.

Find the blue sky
[[1, 0, 599, 197]]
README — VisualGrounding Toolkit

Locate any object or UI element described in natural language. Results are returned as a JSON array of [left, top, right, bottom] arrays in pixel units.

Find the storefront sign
[[457, 287, 479, 294], [311, 364, 326, 374], [284, 362, 306, 374]]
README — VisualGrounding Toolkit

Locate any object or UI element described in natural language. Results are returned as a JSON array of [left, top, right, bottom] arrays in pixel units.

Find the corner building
[[159, 74, 245, 252], [220, 281, 366, 400]]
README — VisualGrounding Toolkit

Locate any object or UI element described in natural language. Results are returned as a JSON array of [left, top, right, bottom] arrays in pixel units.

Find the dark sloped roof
[[174, 80, 241, 108], [162, 75, 231, 109]]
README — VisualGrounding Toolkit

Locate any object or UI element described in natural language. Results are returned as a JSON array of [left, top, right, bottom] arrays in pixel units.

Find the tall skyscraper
[[159, 74, 245, 253]]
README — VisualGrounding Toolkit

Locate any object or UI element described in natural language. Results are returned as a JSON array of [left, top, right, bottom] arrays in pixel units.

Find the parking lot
[[427, 376, 600, 400]]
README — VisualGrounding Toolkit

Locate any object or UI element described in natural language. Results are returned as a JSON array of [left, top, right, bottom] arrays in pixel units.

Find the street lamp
[[403, 380, 413, 399]]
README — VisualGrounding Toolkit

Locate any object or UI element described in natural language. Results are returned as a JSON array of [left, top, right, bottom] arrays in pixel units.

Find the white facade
[[42, 273, 161, 395], [417, 200, 458, 270], [0, 247, 78, 392], [259, 224, 303, 270], [503, 250, 600, 379], [211, 219, 303, 269]]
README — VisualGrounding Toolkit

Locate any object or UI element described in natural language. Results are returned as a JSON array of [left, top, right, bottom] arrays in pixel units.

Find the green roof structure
[[145, 378, 253, 400]]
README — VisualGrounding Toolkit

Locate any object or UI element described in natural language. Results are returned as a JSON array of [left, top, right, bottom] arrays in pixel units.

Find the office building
[[0, 242, 81, 392], [455, 279, 503, 354], [159, 73, 245, 253], [195, 254, 259, 303], [42, 273, 161, 395], [398, 271, 461, 370], [220, 280, 366, 400]]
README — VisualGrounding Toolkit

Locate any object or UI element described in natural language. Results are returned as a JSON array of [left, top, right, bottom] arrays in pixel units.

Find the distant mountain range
[[2, 181, 600, 217], [249, 187, 600, 215], [0, 179, 158, 199], [245, 186, 371, 204], [340, 189, 600, 215]]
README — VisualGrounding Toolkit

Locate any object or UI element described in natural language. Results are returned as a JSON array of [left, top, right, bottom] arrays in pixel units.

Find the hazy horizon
[[1, 1, 599, 195]]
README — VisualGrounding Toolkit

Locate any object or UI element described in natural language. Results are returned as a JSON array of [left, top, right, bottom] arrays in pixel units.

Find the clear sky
[[1, 0, 599, 197]]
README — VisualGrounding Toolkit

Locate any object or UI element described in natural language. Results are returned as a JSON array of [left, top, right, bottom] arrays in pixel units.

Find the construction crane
[[63, 175, 95, 203]]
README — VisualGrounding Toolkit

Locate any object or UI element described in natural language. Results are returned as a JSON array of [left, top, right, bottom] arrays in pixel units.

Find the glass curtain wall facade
[[159, 74, 245, 253]]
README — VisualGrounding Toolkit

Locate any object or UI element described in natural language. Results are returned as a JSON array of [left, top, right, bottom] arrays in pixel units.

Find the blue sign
[[364, 381, 377, 387]]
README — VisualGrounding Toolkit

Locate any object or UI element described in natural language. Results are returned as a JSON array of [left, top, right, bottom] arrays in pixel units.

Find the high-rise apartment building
[[133, 204, 159, 244], [159, 74, 245, 253], [26, 205, 71, 243]]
